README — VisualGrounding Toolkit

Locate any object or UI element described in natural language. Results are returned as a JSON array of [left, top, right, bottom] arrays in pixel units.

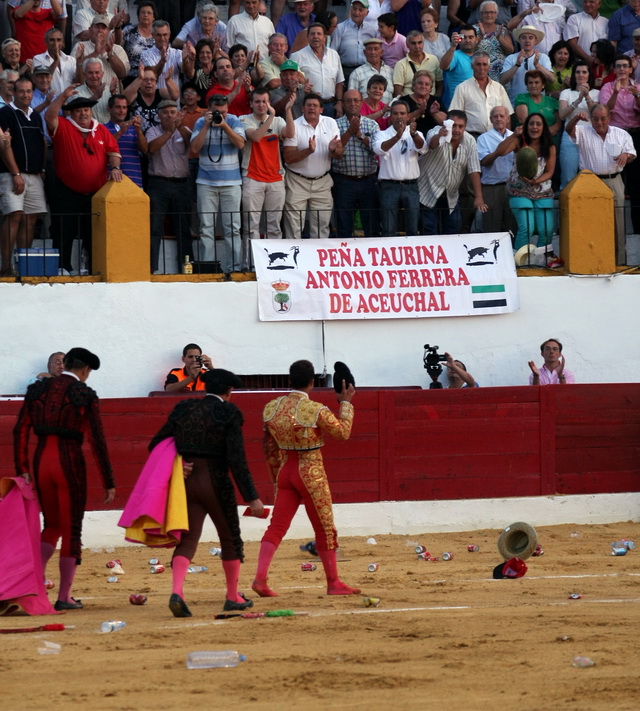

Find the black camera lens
[[212, 110, 223, 124]]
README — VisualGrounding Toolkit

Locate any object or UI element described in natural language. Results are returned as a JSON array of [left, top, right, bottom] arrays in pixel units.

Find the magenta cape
[[0, 477, 57, 616], [118, 437, 188, 547]]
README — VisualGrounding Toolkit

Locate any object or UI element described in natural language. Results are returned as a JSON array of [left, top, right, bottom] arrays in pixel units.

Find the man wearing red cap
[[14, 347, 115, 611]]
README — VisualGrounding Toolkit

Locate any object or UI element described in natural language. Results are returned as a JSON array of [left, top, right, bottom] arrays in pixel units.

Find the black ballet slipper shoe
[[223, 592, 254, 611], [169, 593, 192, 618], [54, 598, 84, 611]]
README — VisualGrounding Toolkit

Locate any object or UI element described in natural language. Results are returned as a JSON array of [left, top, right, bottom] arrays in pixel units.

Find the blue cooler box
[[17, 249, 59, 276]]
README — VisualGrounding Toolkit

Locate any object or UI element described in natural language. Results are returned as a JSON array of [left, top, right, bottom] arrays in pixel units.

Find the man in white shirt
[[566, 103, 636, 264], [476, 105, 516, 234], [71, 14, 129, 87], [75, 0, 127, 11], [563, 0, 609, 65], [372, 100, 426, 236], [449, 51, 513, 135], [226, 0, 275, 57], [72, 0, 125, 43], [291, 23, 344, 117], [282, 93, 344, 238], [33, 27, 78, 96], [74, 57, 114, 123], [140, 19, 182, 90]]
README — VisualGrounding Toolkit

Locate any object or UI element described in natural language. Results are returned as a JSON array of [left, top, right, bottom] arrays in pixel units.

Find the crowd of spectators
[[0, 0, 638, 277]]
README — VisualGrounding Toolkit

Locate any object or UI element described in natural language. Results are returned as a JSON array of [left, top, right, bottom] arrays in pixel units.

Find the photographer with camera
[[190, 93, 246, 274], [445, 352, 478, 388], [164, 343, 214, 392], [423, 345, 478, 388]]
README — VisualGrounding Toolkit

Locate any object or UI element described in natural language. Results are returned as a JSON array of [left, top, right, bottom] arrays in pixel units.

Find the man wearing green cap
[[270, 58, 306, 118]]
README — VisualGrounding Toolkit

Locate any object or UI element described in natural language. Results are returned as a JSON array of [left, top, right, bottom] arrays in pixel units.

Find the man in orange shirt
[[164, 343, 214, 393], [239, 87, 295, 254]]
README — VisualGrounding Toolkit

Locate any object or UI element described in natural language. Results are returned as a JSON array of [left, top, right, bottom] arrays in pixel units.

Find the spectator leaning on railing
[[45, 84, 122, 275]]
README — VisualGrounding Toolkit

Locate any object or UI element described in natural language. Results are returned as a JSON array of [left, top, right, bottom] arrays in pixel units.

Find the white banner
[[252, 233, 519, 322]]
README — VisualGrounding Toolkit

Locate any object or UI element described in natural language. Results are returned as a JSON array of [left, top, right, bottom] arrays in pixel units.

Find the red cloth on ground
[[0, 477, 57, 616]]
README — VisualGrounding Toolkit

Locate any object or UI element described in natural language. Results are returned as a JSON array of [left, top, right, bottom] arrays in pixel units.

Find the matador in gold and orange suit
[[252, 359, 360, 597]]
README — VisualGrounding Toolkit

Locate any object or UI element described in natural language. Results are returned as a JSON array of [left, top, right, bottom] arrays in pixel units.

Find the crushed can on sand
[[441, 552, 454, 561], [363, 597, 381, 607], [129, 594, 148, 605], [106, 559, 122, 569], [300, 563, 317, 571], [611, 547, 627, 556], [150, 564, 166, 574], [417, 551, 431, 560], [415, 545, 427, 554], [467, 545, 479, 552], [368, 563, 379, 572], [148, 558, 160, 565]]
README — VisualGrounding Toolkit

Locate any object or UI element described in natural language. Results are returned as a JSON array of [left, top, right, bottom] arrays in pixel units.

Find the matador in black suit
[[13, 347, 114, 612], [149, 368, 264, 618]]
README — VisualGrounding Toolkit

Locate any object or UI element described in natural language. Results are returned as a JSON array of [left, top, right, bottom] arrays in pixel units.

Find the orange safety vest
[[167, 367, 206, 391]]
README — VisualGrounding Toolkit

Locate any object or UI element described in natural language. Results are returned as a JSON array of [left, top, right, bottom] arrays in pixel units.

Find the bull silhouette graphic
[[264, 245, 300, 269], [464, 239, 500, 266]]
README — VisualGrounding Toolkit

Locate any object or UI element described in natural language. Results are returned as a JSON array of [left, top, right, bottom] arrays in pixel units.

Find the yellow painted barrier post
[[559, 170, 616, 274], [92, 175, 150, 282]]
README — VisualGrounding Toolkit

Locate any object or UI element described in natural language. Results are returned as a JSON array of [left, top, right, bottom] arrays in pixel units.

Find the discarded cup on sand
[[38, 640, 61, 655], [572, 656, 595, 668]]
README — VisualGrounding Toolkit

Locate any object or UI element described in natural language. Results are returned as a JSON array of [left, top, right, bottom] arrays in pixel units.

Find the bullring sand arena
[[3, 523, 639, 711]]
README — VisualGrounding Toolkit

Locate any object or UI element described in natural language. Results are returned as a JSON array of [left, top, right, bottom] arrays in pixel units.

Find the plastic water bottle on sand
[[101, 621, 126, 633], [186, 651, 246, 669]]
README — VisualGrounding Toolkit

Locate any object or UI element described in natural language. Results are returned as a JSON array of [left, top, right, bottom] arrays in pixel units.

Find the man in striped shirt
[[418, 109, 487, 235], [190, 94, 247, 273], [104, 94, 147, 189]]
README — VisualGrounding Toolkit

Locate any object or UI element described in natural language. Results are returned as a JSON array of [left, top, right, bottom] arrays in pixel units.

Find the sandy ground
[[2, 522, 639, 711]]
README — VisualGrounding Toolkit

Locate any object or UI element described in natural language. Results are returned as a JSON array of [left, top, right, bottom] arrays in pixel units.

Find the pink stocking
[[222, 559, 243, 602], [318, 549, 361, 595], [58, 556, 78, 603], [171, 555, 190, 599], [252, 541, 278, 597], [40, 542, 56, 577]]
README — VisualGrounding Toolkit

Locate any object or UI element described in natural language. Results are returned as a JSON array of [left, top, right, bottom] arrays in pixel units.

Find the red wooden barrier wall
[[1, 385, 638, 510]]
